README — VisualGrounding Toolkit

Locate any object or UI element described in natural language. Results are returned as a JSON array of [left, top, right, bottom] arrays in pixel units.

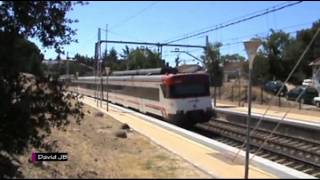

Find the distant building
[[177, 64, 204, 73], [42, 59, 60, 65], [42, 59, 76, 65], [223, 60, 245, 82], [42, 59, 94, 77], [309, 57, 320, 95]]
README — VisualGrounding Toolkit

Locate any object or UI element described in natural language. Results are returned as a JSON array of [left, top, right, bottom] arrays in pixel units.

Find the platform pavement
[[214, 101, 320, 124], [81, 96, 280, 178]]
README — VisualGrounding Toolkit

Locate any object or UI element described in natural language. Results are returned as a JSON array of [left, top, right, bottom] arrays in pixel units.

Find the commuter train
[[68, 68, 215, 127]]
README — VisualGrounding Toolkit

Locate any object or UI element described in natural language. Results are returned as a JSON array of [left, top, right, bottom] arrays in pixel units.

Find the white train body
[[69, 73, 214, 126]]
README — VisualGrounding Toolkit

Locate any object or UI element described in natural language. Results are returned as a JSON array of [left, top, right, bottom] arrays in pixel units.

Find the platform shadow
[[215, 105, 238, 108], [207, 151, 245, 166]]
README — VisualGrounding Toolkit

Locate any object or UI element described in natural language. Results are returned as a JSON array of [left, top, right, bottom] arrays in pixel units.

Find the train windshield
[[169, 83, 210, 98], [161, 74, 210, 98]]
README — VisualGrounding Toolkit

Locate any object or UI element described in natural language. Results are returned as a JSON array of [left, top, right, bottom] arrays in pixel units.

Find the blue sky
[[32, 1, 320, 67]]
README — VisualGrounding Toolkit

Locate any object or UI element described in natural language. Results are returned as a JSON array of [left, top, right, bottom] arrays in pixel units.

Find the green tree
[[0, 33, 44, 76], [124, 47, 165, 70], [120, 45, 130, 60], [202, 42, 224, 86], [0, 1, 84, 53], [220, 53, 245, 62], [120, 45, 131, 70], [103, 47, 118, 70], [242, 54, 271, 85], [0, 1, 85, 178], [262, 29, 291, 81], [74, 53, 95, 67], [295, 20, 320, 80], [282, 39, 305, 84]]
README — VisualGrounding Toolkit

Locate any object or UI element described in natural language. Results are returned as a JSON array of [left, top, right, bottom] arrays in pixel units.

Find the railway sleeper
[[309, 146, 320, 151], [283, 161, 295, 166], [301, 167, 315, 174], [303, 153, 314, 160], [293, 163, 306, 170], [277, 137, 291, 142], [216, 130, 317, 165], [286, 141, 301, 146], [300, 144, 315, 150], [275, 138, 295, 145], [311, 171, 320, 177], [260, 153, 271, 158], [253, 151, 265, 156], [295, 142, 307, 147], [275, 158, 287, 164], [268, 155, 280, 161], [204, 124, 320, 173], [249, 149, 256, 153], [274, 145, 282, 150]]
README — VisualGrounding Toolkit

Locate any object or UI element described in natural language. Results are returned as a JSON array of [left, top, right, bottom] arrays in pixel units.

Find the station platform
[[80, 96, 314, 178], [214, 101, 320, 130]]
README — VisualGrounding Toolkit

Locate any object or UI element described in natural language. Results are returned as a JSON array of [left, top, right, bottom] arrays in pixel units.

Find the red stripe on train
[[145, 104, 167, 118], [127, 100, 140, 105]]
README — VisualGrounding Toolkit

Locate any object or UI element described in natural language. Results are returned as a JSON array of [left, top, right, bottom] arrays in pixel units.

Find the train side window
[[140, 87, 159, 101], [121, 85, 159, 101], [77, 82, 160, 102], [160, 84, 168, 98]]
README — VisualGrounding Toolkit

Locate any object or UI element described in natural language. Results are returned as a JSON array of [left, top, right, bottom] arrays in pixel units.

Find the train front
[[161, 73, 214, 126]]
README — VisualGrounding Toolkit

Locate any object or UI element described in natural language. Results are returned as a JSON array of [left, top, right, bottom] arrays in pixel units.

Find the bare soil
[[211, 82, 320, 116], [18, 104, 210, 178]]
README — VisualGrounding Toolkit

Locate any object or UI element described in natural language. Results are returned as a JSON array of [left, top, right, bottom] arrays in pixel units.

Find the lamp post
[[105, 67, 110, 111], [243, 39, 261, 179]]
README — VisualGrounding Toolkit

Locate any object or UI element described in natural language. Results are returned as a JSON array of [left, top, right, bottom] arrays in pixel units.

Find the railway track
[[195, 119, 320, 178], [82, 94, 319, 177]]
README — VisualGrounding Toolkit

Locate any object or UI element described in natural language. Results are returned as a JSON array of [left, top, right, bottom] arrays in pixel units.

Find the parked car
[[313, 96, 320, 107], [302, 79, 313, 86], [286, 86, 318, 104], [264, 80, 288, 96]]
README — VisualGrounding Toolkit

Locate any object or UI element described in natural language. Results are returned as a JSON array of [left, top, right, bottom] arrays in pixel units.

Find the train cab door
[[138, 85, 146, 113]]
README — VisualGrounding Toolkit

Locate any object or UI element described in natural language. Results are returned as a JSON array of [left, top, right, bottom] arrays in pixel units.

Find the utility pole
[[105, 67, 110, 112], [175, 55, 180, 68], [105, 24, 108, 58], [171, 50, 204, 66], [238, 70, 241, 107], [96, 39, 206, 70], [205, 36, 209, 69], [99, 27, 103, 107], [206, 36, 216, 107], [66, 52, 69, 80], [243, 39, 261, 179], [96, 28, 101, 107], [104, 24, 108, 110]]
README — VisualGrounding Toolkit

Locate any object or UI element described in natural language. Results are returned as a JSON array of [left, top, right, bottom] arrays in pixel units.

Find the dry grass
[[18, 104, 210, 178], [213, 81, 320, 116]]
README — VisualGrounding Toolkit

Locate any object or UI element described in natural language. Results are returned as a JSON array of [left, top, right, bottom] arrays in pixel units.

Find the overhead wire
[[164, 1, 303, 44], [231, 27, 320, 162], [220, 21, 314, 44], [218, 27, 313, 51], [248, 27, 320, 161], [110, 2, 158, 31], [164, 1, 299, 43], [163, 1, 290, 43]]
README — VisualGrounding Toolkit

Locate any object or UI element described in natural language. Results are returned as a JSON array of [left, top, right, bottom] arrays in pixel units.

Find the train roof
[[111, 67, 177, 76], [73, 67, 208, 84], [76, 72, 208, 83]]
